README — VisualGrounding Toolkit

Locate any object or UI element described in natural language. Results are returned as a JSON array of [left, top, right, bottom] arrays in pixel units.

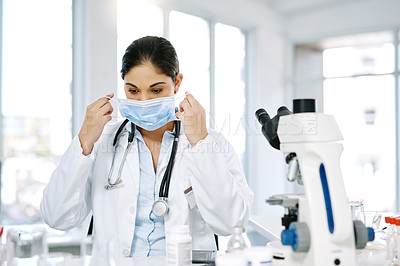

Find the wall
[[285, 0, 400, 44], [72, 0, 118, 135], [282, 0, 400, 111]]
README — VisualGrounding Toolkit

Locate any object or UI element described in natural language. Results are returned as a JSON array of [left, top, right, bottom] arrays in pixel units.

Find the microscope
[[255, 99, 374, 266]]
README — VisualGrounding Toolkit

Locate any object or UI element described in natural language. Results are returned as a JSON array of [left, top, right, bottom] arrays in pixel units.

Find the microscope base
[[267, 240, 305, 266]]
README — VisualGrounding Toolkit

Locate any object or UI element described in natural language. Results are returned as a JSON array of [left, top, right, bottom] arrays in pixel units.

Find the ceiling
[[264, 0, 361, 15]]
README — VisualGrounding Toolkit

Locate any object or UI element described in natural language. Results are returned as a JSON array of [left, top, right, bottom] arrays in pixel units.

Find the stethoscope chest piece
[[152, 197, 168, 217]]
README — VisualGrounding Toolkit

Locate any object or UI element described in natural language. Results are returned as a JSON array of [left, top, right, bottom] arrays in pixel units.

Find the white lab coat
[[40, 120, 254, 257]]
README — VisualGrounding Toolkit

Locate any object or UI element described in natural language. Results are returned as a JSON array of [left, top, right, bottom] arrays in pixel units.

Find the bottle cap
[[388, 216, 400, 224]]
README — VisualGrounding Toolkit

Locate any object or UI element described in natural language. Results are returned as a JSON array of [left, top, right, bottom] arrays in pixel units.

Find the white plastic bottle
[[386, 216, 394, 261], [226, 226, 249, 253], [166, 225, 192, 266]]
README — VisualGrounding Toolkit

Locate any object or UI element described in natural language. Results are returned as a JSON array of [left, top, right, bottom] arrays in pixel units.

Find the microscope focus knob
[[281, 222, 310, 252], [353, 220, 375, 249], [368, 227, 375, 242]]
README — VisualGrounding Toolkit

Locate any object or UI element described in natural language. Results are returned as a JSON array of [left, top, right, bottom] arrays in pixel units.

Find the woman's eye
[[128, 89, 139, 94], [152, 89, 163, 94]]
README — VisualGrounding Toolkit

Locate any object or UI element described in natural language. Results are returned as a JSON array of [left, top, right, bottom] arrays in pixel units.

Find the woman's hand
[[78, 93, 114, 155], [176, 92, 208, 147]]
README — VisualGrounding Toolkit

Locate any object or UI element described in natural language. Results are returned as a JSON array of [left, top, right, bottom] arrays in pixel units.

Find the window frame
[[0, 0, 3, 214], [162, 8, 249, 175], [322, 30, 400, 211]]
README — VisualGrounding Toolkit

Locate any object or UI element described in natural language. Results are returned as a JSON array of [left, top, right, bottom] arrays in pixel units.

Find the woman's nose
[[138, 95, 149, 101], [139, 95, 157, 101]]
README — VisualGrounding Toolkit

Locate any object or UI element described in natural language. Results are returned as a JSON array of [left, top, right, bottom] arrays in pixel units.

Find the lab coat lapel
[[164, 134, 191, 233], [121, 135, 140, 197], [155, 133, 189, 189]]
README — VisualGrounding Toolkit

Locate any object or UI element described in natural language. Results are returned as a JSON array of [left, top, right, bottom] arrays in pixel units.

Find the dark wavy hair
[[120, 36, 180, 82]]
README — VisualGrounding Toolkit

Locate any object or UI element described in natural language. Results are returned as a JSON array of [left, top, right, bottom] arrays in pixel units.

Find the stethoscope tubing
[[105, 121, 135, 190], [106, 119, 180, 200]]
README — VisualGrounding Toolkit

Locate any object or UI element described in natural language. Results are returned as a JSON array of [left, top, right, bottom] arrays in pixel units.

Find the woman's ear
[[174, 73, 183, 94]]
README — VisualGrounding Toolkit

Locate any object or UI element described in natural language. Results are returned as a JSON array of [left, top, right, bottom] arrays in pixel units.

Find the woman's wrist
[[78, 134, 94, 156], [189, 132, 208, 147]]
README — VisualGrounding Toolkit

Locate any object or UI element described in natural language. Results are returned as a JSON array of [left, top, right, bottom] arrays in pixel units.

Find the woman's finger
[[95, 93, 114, 109], [179, 98, 191, 112], [182, 95, 193, 108], [101, 114, 112, 123], [184, 93, 200, 108], [175, 111, 183, 120], [99, 102, 113, 115]]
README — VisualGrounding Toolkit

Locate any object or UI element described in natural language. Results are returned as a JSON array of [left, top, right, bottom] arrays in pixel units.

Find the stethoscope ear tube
[[113, 119, 130, 146]]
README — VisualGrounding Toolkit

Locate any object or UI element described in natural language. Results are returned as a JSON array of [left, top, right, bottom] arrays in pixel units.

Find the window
[[294, 31, 398, 212], [117, 0, 248, 166], [0, 0, 73, 224], [169, 11, 210, 118], [324, 75, 395, 211], [214, 23, 246, 159]]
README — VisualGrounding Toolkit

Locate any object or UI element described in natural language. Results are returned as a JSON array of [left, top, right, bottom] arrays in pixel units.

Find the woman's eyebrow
[[150, 82, 166, 87], [125, 81, 166, 88], [125, 82, 137, 88]]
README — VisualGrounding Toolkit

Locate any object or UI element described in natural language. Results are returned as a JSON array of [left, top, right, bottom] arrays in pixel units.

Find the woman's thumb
[[175, 111, 183, 120]]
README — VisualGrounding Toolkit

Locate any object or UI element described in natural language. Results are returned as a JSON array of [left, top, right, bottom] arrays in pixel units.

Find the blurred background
[[0, 0, 399, 233]]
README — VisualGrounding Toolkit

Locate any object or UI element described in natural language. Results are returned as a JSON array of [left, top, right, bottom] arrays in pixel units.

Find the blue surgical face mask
[[117, 95, 178, 131]]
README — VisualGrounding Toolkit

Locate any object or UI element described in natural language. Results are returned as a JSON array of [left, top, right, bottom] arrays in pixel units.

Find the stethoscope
[[104, 118, 181, 217]]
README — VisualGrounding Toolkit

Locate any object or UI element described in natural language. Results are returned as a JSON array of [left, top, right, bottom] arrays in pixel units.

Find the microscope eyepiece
[[255, 108, 271, 125], [277, 106, 292, 116], [255, 106, 293, 150], [293, 99, 316, 113]]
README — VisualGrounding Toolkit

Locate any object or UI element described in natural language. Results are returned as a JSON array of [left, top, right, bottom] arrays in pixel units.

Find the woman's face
[[123, 61, 183, 101]]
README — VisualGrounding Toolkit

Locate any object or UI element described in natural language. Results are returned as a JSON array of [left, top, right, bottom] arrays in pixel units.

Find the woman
[[41, 36, 253, 258]]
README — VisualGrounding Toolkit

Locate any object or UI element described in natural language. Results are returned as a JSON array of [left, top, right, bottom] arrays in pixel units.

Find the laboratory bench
[[1, 216, 393, 265]]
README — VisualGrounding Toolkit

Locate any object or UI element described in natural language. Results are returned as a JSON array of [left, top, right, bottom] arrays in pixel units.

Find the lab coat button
[[130, 206, 135, 213], [123, 249, 130, 256]]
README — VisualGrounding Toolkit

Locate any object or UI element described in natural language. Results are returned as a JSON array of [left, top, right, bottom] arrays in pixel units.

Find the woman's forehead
[[124, 62, 172, 84]]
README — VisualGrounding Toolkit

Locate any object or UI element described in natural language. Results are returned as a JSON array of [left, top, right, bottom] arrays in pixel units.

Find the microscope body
[[256, 99, 373, 266], [277, 112, 356, 265]]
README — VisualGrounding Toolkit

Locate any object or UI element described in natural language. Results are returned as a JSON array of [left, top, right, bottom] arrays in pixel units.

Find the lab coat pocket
[[185, 186, 206, 232], [184, 186, 197, 209]]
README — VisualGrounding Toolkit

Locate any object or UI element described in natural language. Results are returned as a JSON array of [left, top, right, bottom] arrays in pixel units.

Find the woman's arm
[[40, 136, 95, 230], [41, 94, 114, 230], [184, 130, 254, 235]]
